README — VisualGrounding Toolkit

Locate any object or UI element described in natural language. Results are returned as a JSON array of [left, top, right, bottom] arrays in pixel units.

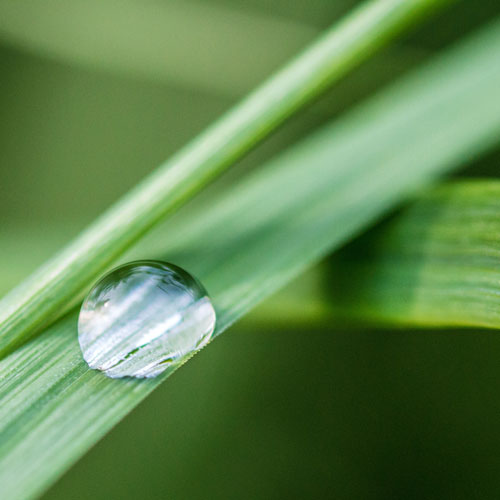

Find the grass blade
[[1, 17, 500, 500], [0, 0, 447, 355], [329, 180, 500, 329]]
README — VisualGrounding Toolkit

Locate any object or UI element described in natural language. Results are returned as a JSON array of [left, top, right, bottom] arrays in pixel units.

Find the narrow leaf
[[329, 180, 500, 329]]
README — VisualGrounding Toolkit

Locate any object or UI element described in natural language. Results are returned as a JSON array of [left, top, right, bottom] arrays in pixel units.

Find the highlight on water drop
[[77, 260, 216, 379]]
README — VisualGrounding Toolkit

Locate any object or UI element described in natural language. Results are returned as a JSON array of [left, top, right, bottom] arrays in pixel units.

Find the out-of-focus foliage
[[329, 181, 500, 328]]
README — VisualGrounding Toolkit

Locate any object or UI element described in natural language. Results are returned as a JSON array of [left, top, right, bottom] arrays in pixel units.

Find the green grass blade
[[329, 180, 500, 328], [0, 0, 446, 356], [1, 17, 500, 500]]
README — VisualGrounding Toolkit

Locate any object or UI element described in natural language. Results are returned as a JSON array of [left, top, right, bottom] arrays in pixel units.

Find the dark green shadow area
[[45, 324, 500, 500]]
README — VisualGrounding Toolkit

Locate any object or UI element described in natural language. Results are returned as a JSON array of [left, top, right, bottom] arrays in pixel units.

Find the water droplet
[[78, 261, 216, 379]]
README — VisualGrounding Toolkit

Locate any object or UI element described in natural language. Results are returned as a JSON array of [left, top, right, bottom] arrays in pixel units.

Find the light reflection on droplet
[[78, 261, 216, 379]]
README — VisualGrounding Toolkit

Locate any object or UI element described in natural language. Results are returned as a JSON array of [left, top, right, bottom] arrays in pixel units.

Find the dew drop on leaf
[[78, 261, 216, 379]]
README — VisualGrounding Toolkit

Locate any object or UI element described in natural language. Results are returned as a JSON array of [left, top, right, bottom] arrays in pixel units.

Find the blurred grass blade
[[329, 180, 500, 329], [0, 0, 447, 356], [0, 0, 319, 96], [2, 17, 500, 500]]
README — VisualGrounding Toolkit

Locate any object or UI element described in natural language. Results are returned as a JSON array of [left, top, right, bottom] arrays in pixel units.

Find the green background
[[1, 1, 500, 498]]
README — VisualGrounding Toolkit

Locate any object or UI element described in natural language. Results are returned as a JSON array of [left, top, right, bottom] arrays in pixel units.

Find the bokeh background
[[1, 0, 500, 498]]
